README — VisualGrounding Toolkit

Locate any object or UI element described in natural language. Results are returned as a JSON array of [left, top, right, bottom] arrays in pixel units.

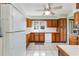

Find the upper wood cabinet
[[47, 20, 57, 27], [26, 18, 32, 27], [74, 12, 79, 25], [47, 20, 52, 27], [76, 3, 79, 9], [58, 18, 66, 28]]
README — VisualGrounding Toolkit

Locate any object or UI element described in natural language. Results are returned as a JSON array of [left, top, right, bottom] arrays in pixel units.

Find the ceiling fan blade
[[50, 11, 55, 15], [52, 6, 63, 9], [35, 9, 45, 11]]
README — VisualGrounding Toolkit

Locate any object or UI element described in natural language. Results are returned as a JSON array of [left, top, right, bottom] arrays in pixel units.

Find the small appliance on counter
[[72, 24, 79, 35]]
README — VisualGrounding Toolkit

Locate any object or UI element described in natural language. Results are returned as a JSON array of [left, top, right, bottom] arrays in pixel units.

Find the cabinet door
[[69, 35, 77, 45], [76, 3, 79, 9], [57, 19, 67, 42], [51, 20, 57, 27], [30, 33, 35, 42], [26, 18, 32, 27], [69, 39, 77, 45], [60, 28, 64, 42], [39, 33, 45, 42], [26, 34, 30, 48], [52, 33, 55, 42], [78, 39, 79, 45], [47, 20, 52, 27], [35, 33, 39, 42], [58, 19, 64, 27], [74, 12, 79, 25], [55, 33, 60, 42]]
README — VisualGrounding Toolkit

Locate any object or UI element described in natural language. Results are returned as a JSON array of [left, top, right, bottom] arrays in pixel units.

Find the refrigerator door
[[7, 6, 26, 32], [7, 31, 26, 56]]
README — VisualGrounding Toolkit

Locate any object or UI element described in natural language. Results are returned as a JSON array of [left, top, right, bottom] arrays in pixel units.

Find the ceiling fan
[[36, 3, 63, 16]]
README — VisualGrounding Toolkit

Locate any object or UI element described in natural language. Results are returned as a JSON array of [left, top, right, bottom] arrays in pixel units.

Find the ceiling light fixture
[[44, 11, 51, 15]]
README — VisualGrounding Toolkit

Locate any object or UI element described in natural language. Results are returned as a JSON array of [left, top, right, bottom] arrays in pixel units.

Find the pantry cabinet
[[74, 11, 79, 25], [57, 18, 67, 43]]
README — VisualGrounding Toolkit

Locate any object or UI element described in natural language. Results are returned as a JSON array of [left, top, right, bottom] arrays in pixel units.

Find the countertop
[[27, 32, 59, 34], [57, 45, 79, 56]]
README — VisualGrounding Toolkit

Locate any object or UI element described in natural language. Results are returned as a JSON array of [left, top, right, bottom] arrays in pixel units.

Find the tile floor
[[26, 43, 67, 56]]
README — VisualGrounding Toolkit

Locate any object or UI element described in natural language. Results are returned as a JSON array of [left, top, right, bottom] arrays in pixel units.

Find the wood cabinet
[[47, 20, 57, 27], [52, 33, 60, 42], [26, 18, 32, 27], [69, 35, 79, 45], [30, 33, 35, 42], [39, 33, 45, 42], [30, 32, 45, 43], [26, 33, 30, 48], [47, 20, 52, 27], [76, 3, 79, 9], [57, 18, 67, 43], [35, 33, 39, 42], [52, 20, 58, 27], [74, 12, 79, 25]]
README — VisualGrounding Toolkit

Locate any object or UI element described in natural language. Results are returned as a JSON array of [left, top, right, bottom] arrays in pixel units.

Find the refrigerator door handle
[[6, 30, 26, 33]]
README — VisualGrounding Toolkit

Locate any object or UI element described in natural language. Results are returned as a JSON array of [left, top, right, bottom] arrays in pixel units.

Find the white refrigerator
[[4, 10, 26, 56]]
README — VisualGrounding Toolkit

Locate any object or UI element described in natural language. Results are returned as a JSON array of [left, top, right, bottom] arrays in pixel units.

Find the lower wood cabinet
[[55, 33, 60, 42], [26, 34, 30, 48], [30, 32, 45, 43], [52, 33, 60, 42], [30, 33, 35, 42], [35, 33, 39, 42], [69, 35, 79, 45], [39, 33, 45, 42]]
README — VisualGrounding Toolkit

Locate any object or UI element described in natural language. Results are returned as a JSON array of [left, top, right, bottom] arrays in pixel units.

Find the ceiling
[[12, 3, 76, 19]]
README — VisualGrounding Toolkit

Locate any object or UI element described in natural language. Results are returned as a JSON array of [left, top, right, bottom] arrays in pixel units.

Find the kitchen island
[[57, 45, 79, 56]]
